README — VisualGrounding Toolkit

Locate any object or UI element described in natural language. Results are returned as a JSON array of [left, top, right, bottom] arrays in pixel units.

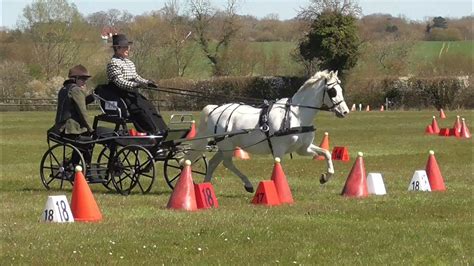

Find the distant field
[[411, 40, 474, 61], [0, 110, 472, 264], [185, 41, 303, 79]]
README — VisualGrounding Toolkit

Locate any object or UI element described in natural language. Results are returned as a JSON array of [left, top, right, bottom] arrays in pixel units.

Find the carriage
[[39, 86, 209, 195]]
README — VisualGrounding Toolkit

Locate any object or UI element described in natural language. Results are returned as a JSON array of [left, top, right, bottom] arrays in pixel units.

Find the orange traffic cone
[[425, 150, 446, 191], [186, 120, 196, 140], [251, 181, 281, 206], [380, 105, 384, 112], [314, 132, 329, 160], [460, 118, 471, 138], [431, 116, 440, 134], [332, 146, 350, 161], [270, 157, 293, 204], [425, 125, 434, 134], [70, 166, 102, 222], [233, 147, 250, 160], [439, 108, 446, 119], [167, 160, 198, 211], [341, 152, 368, 197], [350, 104, 356, 112], [365, 105, 370, 112]]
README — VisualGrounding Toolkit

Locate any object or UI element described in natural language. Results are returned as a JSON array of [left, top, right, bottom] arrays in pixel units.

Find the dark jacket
[[54, 80, 94, 134]]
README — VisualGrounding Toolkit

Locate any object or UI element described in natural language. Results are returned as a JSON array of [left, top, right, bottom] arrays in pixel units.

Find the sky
[[1, 0, 473, 29]]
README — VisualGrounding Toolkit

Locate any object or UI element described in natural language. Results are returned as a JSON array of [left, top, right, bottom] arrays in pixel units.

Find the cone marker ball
[[324, 132, 328, 136], [75, 165, 82, 172], [185, 160, 191, 166], [358, 152, 363, 157], [429, 150, 435, 155], [275, 157, 281, 163]]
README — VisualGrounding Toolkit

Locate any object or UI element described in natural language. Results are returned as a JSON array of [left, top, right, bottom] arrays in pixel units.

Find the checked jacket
[[106, 55, 149, 92]]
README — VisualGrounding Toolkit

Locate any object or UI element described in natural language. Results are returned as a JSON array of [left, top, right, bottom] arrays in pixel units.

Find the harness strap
[[213, 103, 238, 134], [280, 98, 292, 131], [274, 126, 315, 136], [258, 101, 275, 156], [224, 104, 243, 132]]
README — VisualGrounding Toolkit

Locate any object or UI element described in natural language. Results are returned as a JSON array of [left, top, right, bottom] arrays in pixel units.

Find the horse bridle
[[320, 80, 344, 111]]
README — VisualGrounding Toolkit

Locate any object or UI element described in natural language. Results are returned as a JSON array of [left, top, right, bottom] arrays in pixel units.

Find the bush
[[426, 28, 463, 41], [345, 76, 469, 109]]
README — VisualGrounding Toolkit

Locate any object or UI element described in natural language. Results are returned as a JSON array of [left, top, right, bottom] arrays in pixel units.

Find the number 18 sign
[[41, 195, 74, 223]]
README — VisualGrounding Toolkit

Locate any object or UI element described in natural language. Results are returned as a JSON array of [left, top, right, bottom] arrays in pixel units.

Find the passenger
[[106, 33, 168, 135], [52, 64, 94, 164]]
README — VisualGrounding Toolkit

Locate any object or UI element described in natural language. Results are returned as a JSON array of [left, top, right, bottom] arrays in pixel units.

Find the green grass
[[410, 41, 473, 62], [1, 110, 473, 264]]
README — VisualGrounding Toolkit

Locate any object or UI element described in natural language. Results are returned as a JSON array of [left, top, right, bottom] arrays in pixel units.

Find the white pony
[[186, 70, 349, 192]]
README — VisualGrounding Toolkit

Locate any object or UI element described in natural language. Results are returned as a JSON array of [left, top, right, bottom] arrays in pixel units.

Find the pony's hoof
[[244, 185, 254, 193], [320, 174, 329, 184]]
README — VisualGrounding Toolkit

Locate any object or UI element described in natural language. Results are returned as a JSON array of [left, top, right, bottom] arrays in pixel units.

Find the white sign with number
[[105, 101, 118, 111], [41, 195, 74, 223], [408, 170, 431, 192]]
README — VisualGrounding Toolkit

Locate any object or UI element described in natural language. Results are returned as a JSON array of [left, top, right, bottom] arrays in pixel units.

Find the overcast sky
[[1, 0, 473, 29]]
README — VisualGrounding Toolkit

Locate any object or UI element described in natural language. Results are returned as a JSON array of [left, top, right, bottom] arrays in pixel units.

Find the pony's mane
[[309, 70, 330, 83], [297, 70, 331, 92]]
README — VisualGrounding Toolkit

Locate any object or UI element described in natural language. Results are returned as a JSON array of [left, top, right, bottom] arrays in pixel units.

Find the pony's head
[[309, 70, 349, 118]]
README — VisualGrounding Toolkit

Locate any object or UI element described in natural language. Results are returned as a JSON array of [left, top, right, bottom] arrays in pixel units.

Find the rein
[[143, 86, 262, 105], [144, 83, 343, 112]]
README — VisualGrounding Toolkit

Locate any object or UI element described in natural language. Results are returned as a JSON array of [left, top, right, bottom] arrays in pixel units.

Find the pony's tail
[[198, 105, 218, 134], [185, 105, 218, 164]]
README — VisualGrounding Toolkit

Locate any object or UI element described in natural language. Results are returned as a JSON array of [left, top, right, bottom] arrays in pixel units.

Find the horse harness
[[209, 100, 315, 156], [258, 99, 315, 156]]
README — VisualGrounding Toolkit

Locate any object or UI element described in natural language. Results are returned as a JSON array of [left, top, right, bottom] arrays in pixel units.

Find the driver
[[52, 64, 94, 164], [106, 33, 168, 135]]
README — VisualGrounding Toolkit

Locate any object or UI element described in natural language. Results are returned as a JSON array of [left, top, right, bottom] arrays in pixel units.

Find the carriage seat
[[93, 84, 133, 131]]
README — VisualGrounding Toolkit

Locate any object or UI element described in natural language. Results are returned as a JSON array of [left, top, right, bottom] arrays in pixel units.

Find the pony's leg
[[221, 152, 254, 193], [204, 150, 224, 182], [298, 144, 334, 184]]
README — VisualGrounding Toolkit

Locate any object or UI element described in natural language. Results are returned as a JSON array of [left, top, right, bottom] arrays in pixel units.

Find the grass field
[[0, 110, 473, 264], [411, 41, 474, 60]]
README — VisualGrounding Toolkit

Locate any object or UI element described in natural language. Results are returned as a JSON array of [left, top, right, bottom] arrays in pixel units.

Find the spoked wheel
[[96, 146, 114, 191], [110, 145, 155, 195], [164, 151, 208, 190], [40, 143, 85, 190]]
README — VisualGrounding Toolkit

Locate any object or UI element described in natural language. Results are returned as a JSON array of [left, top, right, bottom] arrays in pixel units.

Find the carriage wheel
[[96, 146, 114, 191], [164, 153, 208, 190], [40, 143, 86, 190], [110, 145, 155, 195]]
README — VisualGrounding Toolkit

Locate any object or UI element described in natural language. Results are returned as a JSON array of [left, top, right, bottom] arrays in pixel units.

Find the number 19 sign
[[41, 195, 74, 223]]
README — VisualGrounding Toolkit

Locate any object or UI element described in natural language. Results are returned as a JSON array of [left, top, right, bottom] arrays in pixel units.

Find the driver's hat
[[68, 64, 91, 79]]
